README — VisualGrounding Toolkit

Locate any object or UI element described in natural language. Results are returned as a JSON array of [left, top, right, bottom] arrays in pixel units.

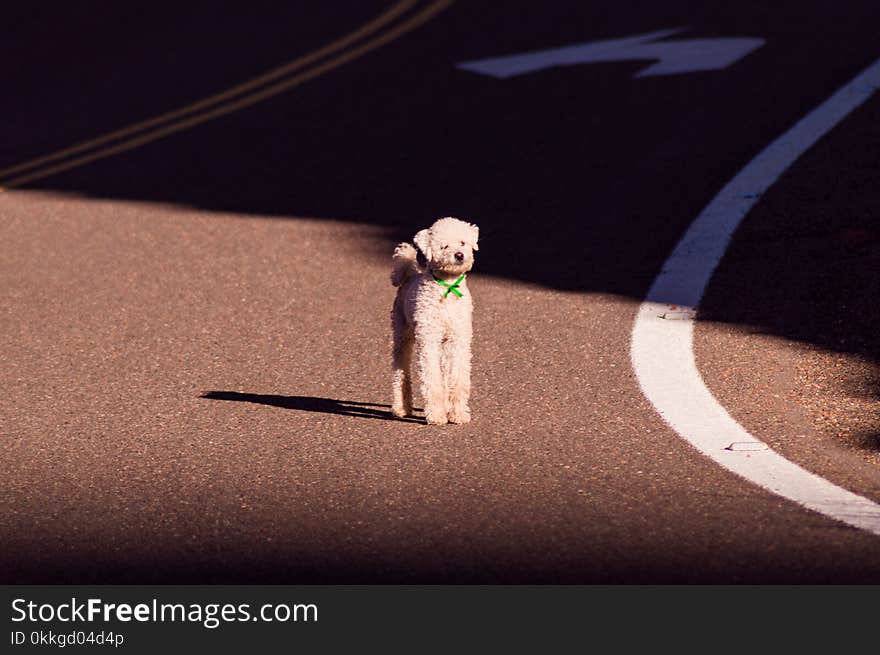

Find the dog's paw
[[425, 410, 449, 425], [391, 405, 409, 419], [447, 406, 471, 424]]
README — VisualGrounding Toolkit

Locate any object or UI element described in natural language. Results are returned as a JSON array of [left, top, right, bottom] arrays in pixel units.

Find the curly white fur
[[390, 217, 479, 425]]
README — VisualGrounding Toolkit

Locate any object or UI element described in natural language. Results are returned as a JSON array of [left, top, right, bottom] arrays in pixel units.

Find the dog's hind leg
[[391, 333, 414, 418], [391, 303, 414, 418]]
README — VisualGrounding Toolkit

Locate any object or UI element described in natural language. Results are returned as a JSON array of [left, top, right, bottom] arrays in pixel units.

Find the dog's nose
[[454, 251, 464, 262]]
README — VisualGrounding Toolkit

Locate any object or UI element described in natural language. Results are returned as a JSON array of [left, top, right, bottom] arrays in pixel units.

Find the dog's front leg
[[445, 333, 472, 424], [414, 324, 448, 425]]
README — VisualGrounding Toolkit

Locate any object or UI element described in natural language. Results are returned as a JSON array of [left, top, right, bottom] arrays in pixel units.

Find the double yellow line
[[0, 0, 454, 191]]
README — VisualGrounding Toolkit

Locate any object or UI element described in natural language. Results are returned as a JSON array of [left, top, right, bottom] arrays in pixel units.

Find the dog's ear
[[468, 223, 479, 251], [413, 228, 432, 260]]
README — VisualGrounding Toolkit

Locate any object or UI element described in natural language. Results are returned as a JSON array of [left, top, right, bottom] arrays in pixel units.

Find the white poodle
[[390, 217, 479, 425]]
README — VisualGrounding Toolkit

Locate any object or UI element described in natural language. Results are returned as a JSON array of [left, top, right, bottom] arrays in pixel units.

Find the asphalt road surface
[[2, 0, 879, 582]]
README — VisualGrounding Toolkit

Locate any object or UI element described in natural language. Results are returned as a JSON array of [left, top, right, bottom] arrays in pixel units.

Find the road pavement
[[1, 0, 878, 582]]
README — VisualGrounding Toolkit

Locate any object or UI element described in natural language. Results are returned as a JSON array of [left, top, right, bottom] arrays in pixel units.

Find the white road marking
[[630, 57, 880, 536], [457, 28, 764, 79]]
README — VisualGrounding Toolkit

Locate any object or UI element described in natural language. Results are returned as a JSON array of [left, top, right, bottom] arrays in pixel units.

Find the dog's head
[[413, 217, 479, 276]]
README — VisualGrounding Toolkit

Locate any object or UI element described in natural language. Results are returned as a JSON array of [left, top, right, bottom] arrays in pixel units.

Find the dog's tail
[[391, 242, 419, 286]]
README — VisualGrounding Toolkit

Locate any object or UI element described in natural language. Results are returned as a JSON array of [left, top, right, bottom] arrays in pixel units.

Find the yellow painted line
[[0, 0, 451, 189], [0, 0, 417, 181]]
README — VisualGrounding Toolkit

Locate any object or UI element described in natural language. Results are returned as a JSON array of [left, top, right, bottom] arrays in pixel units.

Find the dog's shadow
[[201, 391, 424, 423]]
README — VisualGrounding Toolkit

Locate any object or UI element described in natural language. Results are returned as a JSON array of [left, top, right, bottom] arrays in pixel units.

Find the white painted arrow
[[457, 28, 764, 79]]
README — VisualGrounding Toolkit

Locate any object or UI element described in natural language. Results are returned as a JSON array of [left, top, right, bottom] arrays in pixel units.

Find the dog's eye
[[460, 241, 465, 246], [442, 245, 448, 250]]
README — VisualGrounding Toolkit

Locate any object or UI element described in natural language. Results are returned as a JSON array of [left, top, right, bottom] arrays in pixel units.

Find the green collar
[[433, 273, 466, 298]]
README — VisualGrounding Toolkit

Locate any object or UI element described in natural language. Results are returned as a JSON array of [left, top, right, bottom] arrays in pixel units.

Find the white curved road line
[[631, 57, 880, 536]]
